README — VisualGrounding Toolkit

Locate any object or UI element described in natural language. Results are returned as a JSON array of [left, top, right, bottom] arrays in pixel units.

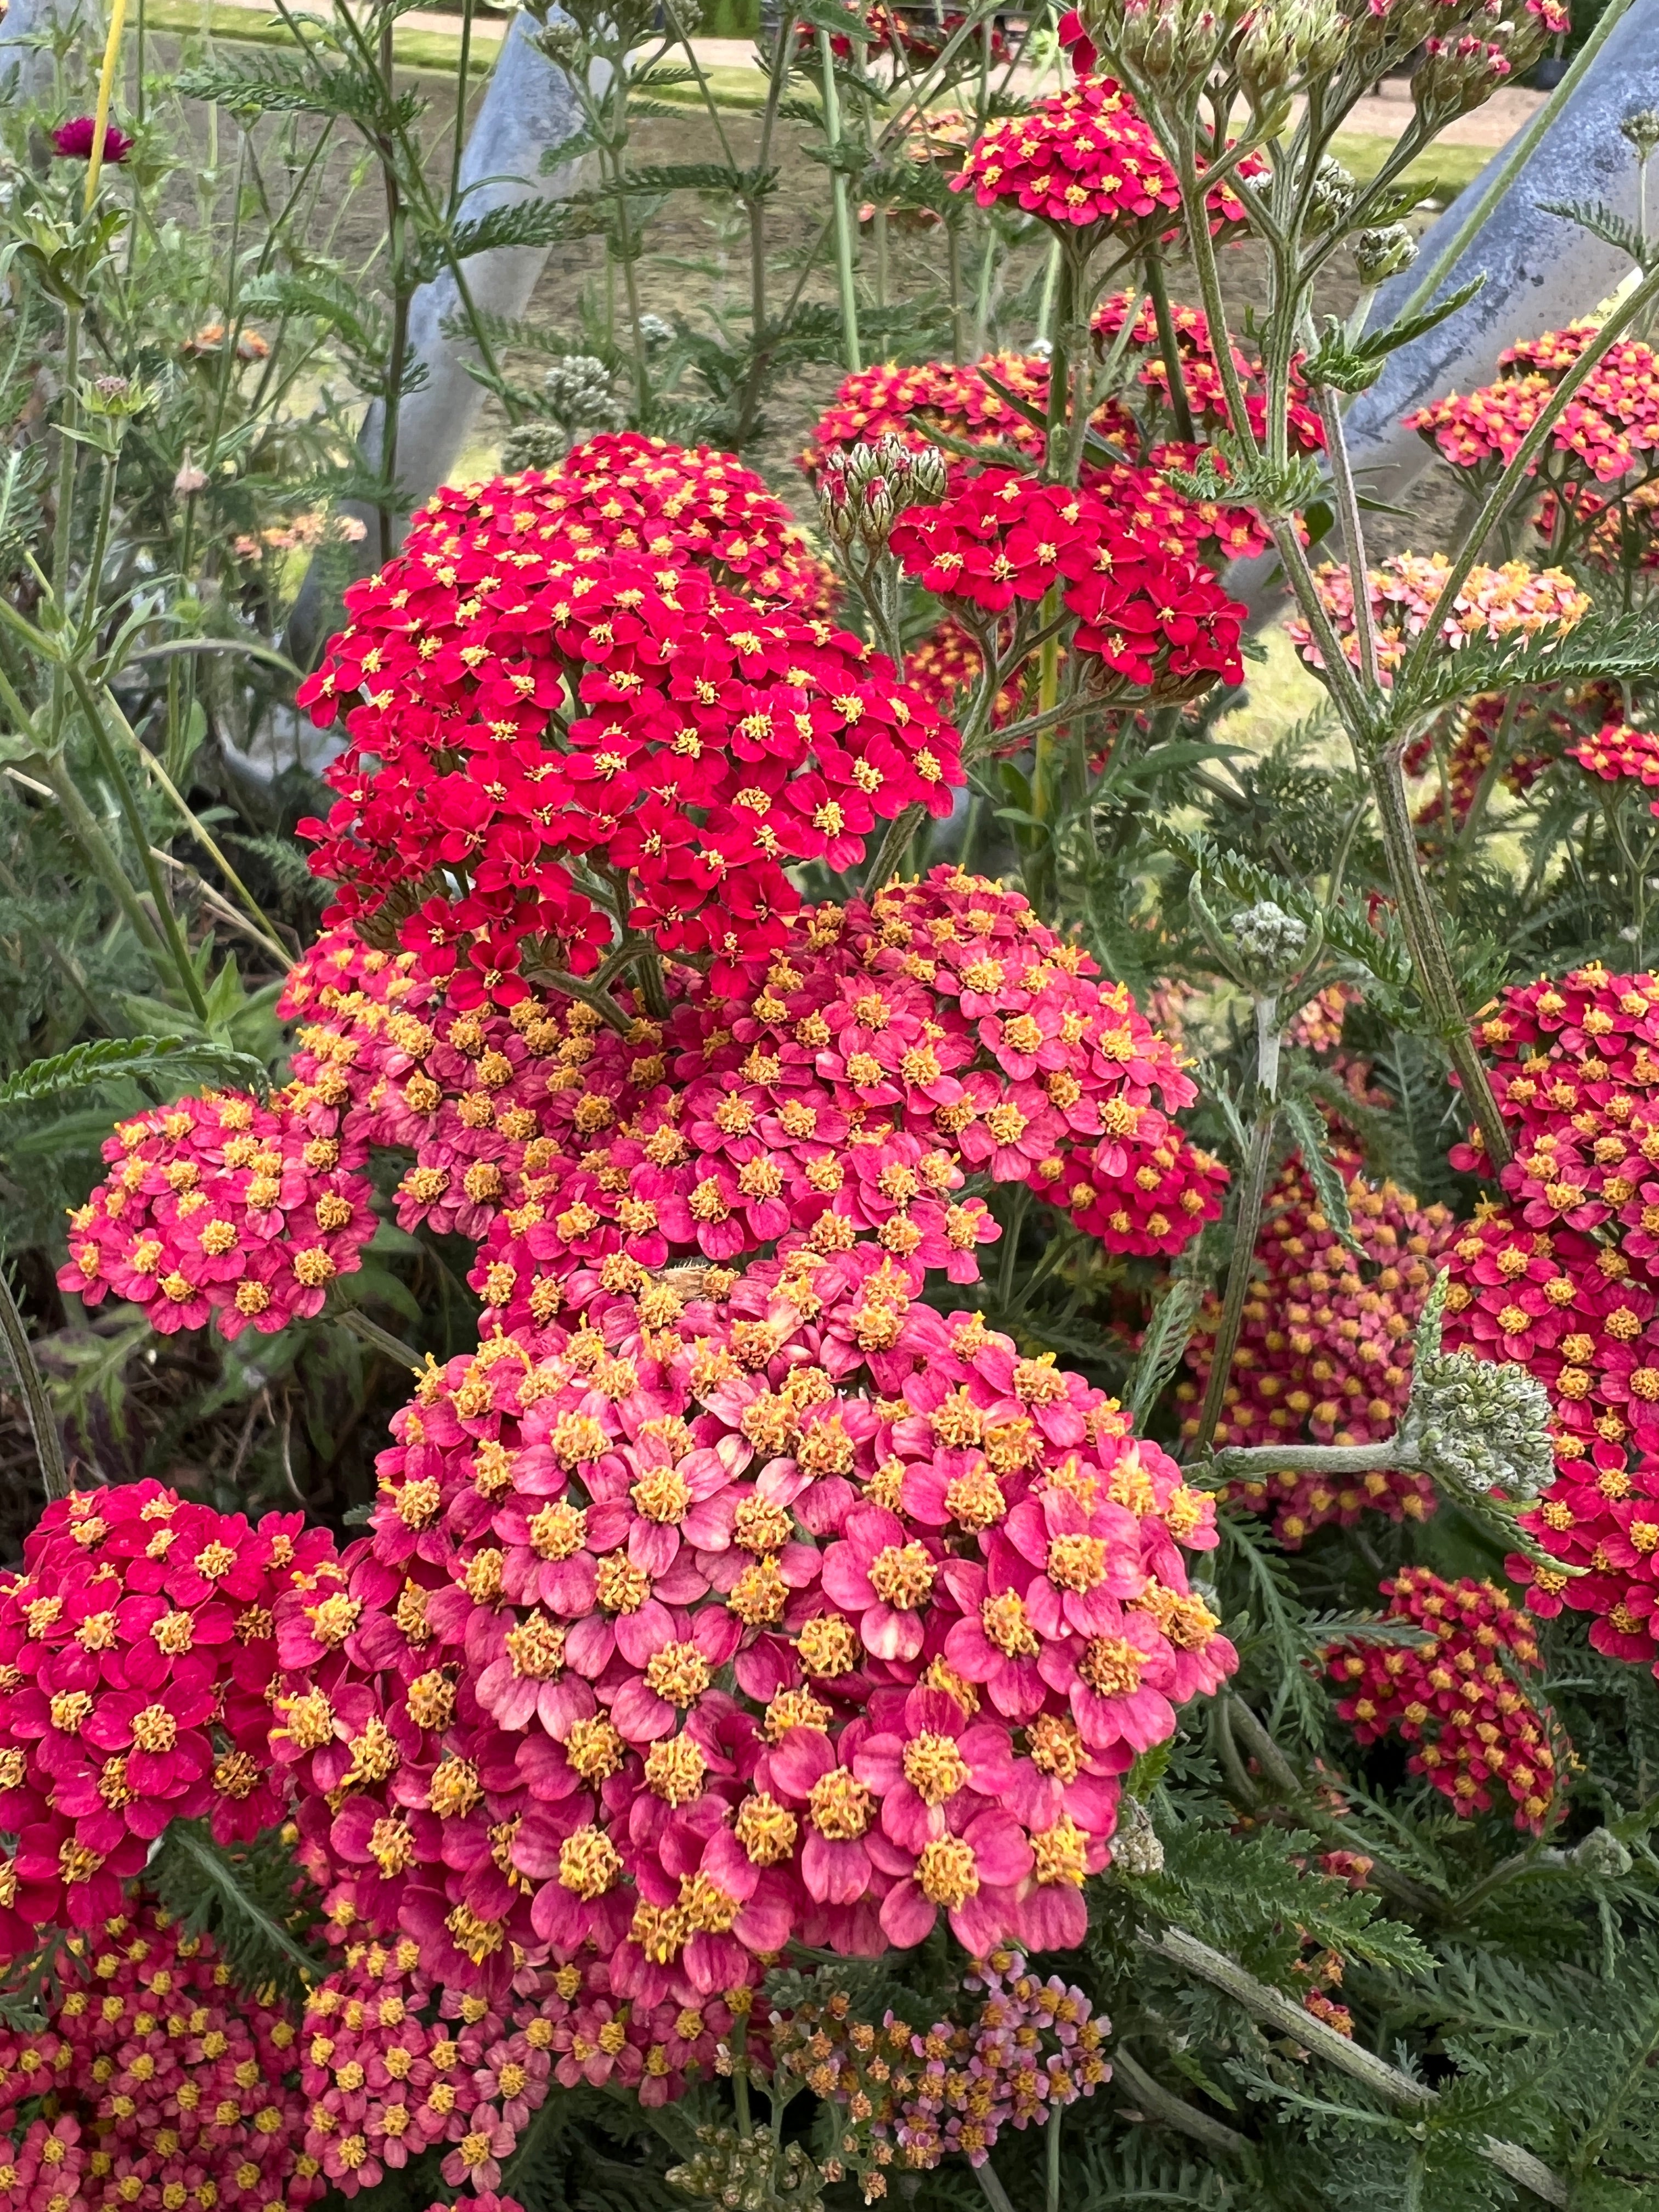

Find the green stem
[[66, 666, 210, 1022], [335, 1305, 421, 1370], [1370, 738, 1510, 1168], [1045, 2102, 1062, 2212], [1144, 1926, 1567, 2207], [819, 30, 862, 373], [1190, 1103, 1275, 1458], [1392, 0, 1634, 330], [1210, 1438, 1396, 1480], [0, 1260, 69, 1502], [448, 0, 474, 217], [1143, 245, 1194, 442], [1192, 993, 1282, 1459], [973, 2163, 1017, 2212], [37, 752, 170, 966], [1316, 386, 1379, 691]]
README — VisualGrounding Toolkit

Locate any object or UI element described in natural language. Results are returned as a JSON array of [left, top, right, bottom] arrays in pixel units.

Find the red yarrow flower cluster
[[1569, 719, 1659, 788], [1404, 692, 1554, 830], [1328, 1568, 1565, 1834], [0, 1483, 340, 1956], [889, 471, 1245, 698], [953, 79, 1257, 242], [1178, 1151, 1456, 1545], [1288, 552, 1591, 682], [57, 1088, 376, 1342], [1442, 964, 1659, 1666], [472, 432, 833, 616], [268, 1242, 1234, 2005], [0, 1892, 318, 2212], [803, 4, 1011, 68], [902, 619, 1024, 740], [770, 1948, 1108, 2186], [297, 510, 963, 1003]]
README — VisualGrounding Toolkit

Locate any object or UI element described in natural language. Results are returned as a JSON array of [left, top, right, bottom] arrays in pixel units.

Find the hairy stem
[[1110, 2046, 1247, 2157], [1144, 1925, 1567, 2206], [1370, 737, 1510, 1167], [819, 30, 863, 373]]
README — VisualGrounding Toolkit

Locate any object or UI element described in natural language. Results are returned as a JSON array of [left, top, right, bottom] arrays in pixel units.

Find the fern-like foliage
[[145, 1821, 328, 2006], [0, 1034, 270, 1107]]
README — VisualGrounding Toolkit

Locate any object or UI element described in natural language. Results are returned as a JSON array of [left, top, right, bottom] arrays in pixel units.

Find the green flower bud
[[1572, 1827, 1634, 1879], [1354, 222, 1417, 283]]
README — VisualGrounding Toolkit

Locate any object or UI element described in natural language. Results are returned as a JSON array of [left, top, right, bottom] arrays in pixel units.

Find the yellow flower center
[[917, 1836, 978, 1906], [808, 1766, 874, 1840], [902, 1731, 969, 1805], [868, 1541, 935, 1610]]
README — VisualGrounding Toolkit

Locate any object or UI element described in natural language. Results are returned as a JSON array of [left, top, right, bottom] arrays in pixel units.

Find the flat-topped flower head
[[954, 79, 1258, 246], [264, 1247, 1233, 1997], [297, 528, 964, 1002]]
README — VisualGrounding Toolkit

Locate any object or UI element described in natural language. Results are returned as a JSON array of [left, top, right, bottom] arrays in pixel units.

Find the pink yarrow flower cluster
[[267, 1238, 1234, 2009], [57, 1088, 376, 1341], [0, 1892, 319, 2212], [292, 1932, 740, 2193], [318, 872, 1221, 1326], [1439, 965, 1659, 1667], [58, 878, 1226, 1345], [0, 1482, 341, 1955]]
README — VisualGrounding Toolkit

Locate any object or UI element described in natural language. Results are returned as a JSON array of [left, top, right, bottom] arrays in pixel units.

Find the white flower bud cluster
[[1403, 1344, 1556, 1503], [1231, 898, 1310, 972]]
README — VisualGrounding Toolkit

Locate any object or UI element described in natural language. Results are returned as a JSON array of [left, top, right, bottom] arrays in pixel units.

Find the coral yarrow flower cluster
[[800, 356, 1135, 479], [0, 1892, 317, 2212], [1288, 552, 1591, 681], [1408, 322, 1659, 492], [0, 1482, 338, 1954], [1328, 1568, 1565, 1834], [297, 471, 963, 1003], [269, 1242, 1235, 2007], [1178, 1150, 1456, 1545]]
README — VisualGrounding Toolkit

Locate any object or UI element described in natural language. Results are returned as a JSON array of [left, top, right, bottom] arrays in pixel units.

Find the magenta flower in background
[[51, 116, 133, 162]]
